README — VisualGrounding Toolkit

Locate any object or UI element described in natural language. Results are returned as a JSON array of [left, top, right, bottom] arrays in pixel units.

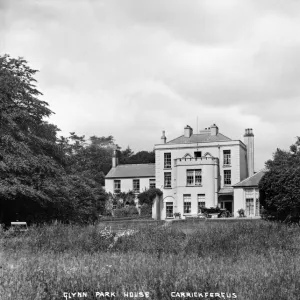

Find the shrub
[[138, 188, 163, 206], [114, 206, 139, 218], [140, 204, 152, 217], [238, 209, 245, 217]]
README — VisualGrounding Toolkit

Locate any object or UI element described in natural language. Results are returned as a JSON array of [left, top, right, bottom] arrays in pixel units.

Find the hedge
[[114, 206, 139, 218]]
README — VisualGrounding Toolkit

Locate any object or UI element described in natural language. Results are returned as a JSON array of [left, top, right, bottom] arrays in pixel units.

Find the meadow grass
[[1, 220, 300, 300]]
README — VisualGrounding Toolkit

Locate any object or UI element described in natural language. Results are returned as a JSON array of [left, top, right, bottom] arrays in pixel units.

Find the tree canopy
[[0, 55, 106, 224], [259, 137, 300, 222], [0, 54, 156, 225], [118, 147, 155, 164]]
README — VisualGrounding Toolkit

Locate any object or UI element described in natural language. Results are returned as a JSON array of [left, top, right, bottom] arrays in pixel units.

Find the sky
[[1, 0, 300, 171]]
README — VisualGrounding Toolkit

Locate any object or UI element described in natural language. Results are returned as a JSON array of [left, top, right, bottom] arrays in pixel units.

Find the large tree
[[58, 133, 117, 186], [0, 55, 105, 224], [259, 137, 300, 222]]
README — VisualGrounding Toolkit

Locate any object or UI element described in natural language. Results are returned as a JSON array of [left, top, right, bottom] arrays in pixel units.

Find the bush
[[114, 206, 139, 218], [138, 188, 163, 206], [140, 204, 152, 217], [237, 208, 245, 217]]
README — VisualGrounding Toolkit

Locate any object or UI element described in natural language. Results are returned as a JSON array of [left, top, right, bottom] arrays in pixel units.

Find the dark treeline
[[0, 54, 154, 225]]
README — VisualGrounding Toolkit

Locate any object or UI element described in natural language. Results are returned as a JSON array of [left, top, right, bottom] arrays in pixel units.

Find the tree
[[0, 54, 106, 224], [259, 138, 300, 222], [58, 133, 118, 186], [119, 149, 155, 164], [118, 146, 134, 164]]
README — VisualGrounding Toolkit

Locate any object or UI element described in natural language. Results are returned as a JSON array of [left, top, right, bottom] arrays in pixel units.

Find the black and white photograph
[[1, 0, 300, 299]]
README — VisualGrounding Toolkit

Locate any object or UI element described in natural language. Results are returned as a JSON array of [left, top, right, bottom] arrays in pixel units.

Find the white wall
[[233, 187, 260, 217], [155, 141, 247, 219], [239, 146, 248, 181], [105, 177, 155, 194], [155, 141, 246, 190], [233, 188, 244, 217]]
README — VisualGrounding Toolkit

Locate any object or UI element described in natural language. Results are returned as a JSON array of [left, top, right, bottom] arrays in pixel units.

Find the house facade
[[105, 123, 260, 219], [105, 149, 155, 195], [153, 124, 254, 219], [233, 169, 266, 217]]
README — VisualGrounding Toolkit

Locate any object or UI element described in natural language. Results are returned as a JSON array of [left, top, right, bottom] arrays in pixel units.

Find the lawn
[[1, 220, 299, 300]]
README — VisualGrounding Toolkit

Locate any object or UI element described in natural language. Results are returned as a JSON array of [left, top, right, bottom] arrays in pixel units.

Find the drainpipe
[[214, 158, 219, 207]]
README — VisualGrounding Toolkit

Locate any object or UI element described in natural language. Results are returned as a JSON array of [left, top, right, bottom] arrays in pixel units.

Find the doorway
[[220, 201, 233, 213], [166, 202, 173, 218]]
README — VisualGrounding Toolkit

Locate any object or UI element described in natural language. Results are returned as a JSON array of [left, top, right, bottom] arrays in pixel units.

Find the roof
[[233, 169, 267, 188], [167, 133, 232, 144], [105, 163, 155, 179], [218, 187, 234, 195]]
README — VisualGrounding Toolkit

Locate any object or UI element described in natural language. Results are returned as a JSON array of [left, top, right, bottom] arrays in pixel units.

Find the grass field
[[1, 220, 300, 300]]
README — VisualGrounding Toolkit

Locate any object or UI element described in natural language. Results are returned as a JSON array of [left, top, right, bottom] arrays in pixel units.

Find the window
[[223, 150, 231, 165], [195, 170, 202, 185], [224, 170, 231, 185], [133, 179, 140, 193], [197, 194, 206, 213], [246, 198, 254, 216], [255, 189, 260, 216], [194, 151, 202, 158], [183, 194, 191, 214], [186, 169, 202, 186], [186, 170, 194, 185], [255, 199, 260, 216], [166, 202, 173, 218], [164, 153, 171, 169], [164, 172, 171, 188], [149, 179, 156, 189], [114, 180, 121, 193]]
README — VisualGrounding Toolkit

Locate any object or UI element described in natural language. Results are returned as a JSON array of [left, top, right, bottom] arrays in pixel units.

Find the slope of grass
[[1, 220, 299, 300]]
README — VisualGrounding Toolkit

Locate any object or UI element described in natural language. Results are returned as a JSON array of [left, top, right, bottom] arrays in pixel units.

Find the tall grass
[[1, 220, 299, 299]]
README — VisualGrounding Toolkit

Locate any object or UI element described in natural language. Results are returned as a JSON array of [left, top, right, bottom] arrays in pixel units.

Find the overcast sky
[[1, 0, 300, 170]]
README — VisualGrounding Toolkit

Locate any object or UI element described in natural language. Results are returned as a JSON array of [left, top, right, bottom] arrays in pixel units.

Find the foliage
[[0, 54, 107, 224], [114, 190, 136, 206], [138, 188, 163, 206], [118, 147, 155, 164], [57, 133, 118, 186], [140, 204, 152, 217], [259, 137, 300, 222], [174, 212, 181, 218], [237, 209, 245, 217], [113, 206, 139, 218]]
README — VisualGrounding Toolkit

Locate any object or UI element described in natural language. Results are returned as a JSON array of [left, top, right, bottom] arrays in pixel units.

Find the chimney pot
[[161, 130, 167, 144], [210, 123, 219, 136], [112, 147, 118, 168], [184, 125, 193, 138]]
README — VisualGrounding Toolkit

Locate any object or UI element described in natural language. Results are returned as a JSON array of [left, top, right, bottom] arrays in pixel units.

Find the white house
[[105, 123, 261, 220], [233, 169, 266, 217], [105, 149, 155, 195], [152, 124, 255, 219]]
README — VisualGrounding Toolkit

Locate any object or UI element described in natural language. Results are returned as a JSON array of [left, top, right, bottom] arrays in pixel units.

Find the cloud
[[1, 0, 300, 169]]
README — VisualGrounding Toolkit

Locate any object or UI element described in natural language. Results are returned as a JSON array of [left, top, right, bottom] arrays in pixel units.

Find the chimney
[[112, 147, 118, 168], [184, 125, 193, 138], [244, 128, 254, 177], [210, 124, 219, 136], [161, 130, 167, 144]]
